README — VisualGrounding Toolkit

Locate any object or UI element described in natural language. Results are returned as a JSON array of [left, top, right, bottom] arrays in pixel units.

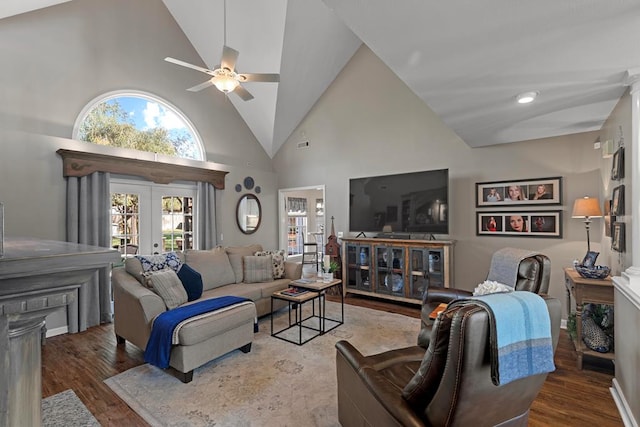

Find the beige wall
[[274, 44, 612, 315]]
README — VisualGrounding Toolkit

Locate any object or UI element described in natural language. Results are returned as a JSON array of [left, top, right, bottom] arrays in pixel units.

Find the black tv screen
[[349, 169, 449, 235]]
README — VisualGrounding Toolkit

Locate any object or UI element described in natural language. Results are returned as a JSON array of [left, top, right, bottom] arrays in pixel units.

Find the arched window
[[73, 90, 204, 161]]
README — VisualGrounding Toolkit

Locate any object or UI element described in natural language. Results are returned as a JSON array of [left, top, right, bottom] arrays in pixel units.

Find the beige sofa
[[112, 244, 302, 382]]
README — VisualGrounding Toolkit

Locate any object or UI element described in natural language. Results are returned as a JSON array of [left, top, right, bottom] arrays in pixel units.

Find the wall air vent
[[297, 141, 310, 149]]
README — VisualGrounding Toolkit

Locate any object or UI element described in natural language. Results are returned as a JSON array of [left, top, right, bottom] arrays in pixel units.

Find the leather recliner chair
[[335, 295, 561, 427], [418, 250, 550, 347]]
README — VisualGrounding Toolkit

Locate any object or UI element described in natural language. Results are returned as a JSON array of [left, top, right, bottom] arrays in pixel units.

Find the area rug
[[105, 301, 421, 426], [42, 389, 100, 427]]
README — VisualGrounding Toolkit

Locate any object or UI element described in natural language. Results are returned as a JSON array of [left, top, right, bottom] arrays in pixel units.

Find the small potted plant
[[322, 260, 340, 283]]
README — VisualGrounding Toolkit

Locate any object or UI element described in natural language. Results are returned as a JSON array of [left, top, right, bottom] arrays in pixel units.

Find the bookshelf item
[[342, 237, 454, 305]]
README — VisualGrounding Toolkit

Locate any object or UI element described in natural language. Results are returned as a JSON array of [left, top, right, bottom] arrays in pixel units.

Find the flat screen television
[[349, 169, 449, 235]]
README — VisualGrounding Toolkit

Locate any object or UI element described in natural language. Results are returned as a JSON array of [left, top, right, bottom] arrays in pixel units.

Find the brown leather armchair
[[418, 250, 550, 347], [335, 295, 561, 427]]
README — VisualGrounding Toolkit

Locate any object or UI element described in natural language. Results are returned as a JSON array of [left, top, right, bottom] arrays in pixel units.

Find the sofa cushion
[[226, 244, 263, 283], [184, 248, 236, 291], [198, 283, 262, 302], [243, 255, 274, 283], [177, 263, 203, 301], [146, 269, 188, 310], [175, 301, 256, 346], [255, 250, 286, 279], [257, 278, 294, 298]]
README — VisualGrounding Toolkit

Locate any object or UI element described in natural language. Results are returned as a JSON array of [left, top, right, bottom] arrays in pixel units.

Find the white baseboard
[[560, 318, 567, 329], [611, 378, 639, 427], [46, 326, 68, 338]]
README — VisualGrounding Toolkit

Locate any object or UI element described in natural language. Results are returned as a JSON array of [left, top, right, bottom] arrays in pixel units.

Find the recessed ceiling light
[[516, 91, 539, 104]]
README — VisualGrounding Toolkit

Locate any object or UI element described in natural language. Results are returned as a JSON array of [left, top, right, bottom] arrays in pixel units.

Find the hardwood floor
[[41, 294, 623, 426]]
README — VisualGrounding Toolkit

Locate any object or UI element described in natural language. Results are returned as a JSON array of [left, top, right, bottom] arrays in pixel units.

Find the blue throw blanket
[[453, 291, 555, 385], [144, 296, 253, 369]]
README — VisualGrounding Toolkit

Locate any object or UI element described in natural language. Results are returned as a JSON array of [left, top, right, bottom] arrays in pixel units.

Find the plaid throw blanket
[[451, 291, 555, 385]]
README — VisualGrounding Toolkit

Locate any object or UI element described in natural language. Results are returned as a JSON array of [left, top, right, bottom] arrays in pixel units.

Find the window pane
[[76, 93, 203, 160], [162, 196, 194, 252], [111, 193, 140, 257]]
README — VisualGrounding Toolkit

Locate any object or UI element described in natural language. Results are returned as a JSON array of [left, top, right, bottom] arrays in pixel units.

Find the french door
[[110, 180, 197, 255]]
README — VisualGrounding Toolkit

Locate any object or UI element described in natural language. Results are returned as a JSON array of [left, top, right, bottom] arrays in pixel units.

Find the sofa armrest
[[284, 260, 302, 280], [112, 267, 166, 349]]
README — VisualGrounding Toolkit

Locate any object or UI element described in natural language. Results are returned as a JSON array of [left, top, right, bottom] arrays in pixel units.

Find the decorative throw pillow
[[177, 263, 203, 302], [136, 252, 182, 274], [146, 269, 188, 310], [402, 305, 456, 408], [226, 244, 263, 283], [255, 250, 286, 279], [243, 255, 274, 283], [472, 280, 513, 296]]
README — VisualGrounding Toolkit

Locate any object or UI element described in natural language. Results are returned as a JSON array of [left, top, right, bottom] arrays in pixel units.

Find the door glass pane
[[111, 193, 140, 257], [162, 196, 194, 252]]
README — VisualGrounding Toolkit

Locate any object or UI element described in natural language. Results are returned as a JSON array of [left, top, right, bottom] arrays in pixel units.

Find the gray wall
[[0, 0, 280, 250], [273, 45, 623, 315]]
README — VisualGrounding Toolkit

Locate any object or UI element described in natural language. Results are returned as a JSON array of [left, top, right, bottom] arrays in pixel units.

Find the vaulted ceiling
[[3, 0, 640, 157]]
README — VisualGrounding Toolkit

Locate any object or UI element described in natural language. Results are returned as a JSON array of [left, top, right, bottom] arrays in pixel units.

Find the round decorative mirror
[[236, 194, 261, 234]]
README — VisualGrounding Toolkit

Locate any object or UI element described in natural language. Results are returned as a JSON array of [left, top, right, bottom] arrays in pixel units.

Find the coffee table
[[270, 278, 343, 345]]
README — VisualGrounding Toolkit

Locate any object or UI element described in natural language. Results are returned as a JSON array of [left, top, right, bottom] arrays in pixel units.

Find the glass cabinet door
[[409, 248, 428, 299], [427, 249, 444, 287], [346, 243, 371, 290], [375, 245, 405, 296]]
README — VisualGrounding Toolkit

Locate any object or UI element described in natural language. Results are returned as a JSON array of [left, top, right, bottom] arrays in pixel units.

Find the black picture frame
[[611, 185, 625, 216], [476, 211, 562, 238], [611, 146, 624, 181], [475, 176, 562, 207], [582, 251, 599, 268], [612, 222, 625, 252], [604, 199, 613, 238]]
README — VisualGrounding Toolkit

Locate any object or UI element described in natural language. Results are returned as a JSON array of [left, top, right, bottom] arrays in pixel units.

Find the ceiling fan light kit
[[212, 68, 240, 93], [516, 91, 539, 104]]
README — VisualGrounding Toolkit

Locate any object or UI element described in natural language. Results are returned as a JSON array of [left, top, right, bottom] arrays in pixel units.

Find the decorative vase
[[323, 272, 333, 283]]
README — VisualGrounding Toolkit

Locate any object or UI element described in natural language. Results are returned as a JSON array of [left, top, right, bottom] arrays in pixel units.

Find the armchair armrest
[[425, 286, 472, 304], [336, 340, 426, 427]]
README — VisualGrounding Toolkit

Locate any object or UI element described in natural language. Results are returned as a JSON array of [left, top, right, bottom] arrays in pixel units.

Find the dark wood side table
[[563, 267, 614, 369]]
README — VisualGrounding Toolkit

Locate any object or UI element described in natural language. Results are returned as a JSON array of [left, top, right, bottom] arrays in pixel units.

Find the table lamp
[[572, 196, 602, 253]]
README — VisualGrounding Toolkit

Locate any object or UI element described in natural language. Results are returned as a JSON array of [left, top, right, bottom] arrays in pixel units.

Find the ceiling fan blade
[[187, 80, 214, 92], [238, 73, 280, 83], [220, 45, 239, 71], [233, 85, 254, 101], [165, 57, 215, 76]]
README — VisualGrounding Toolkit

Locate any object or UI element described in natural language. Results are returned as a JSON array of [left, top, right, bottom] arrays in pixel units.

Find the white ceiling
[[4, 0, 640, 156]]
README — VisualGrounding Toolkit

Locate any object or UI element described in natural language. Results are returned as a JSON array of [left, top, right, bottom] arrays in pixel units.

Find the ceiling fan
[[164, 0, 279, 101], [165, 46, 279, 101]]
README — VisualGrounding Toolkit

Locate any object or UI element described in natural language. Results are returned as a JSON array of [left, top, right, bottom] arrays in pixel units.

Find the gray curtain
[[66, 171, 112, 333], [196, 181, 217, 249]]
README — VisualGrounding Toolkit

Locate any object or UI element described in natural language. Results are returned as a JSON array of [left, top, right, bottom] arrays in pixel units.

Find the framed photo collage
[[475, 177, 563, 238]]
